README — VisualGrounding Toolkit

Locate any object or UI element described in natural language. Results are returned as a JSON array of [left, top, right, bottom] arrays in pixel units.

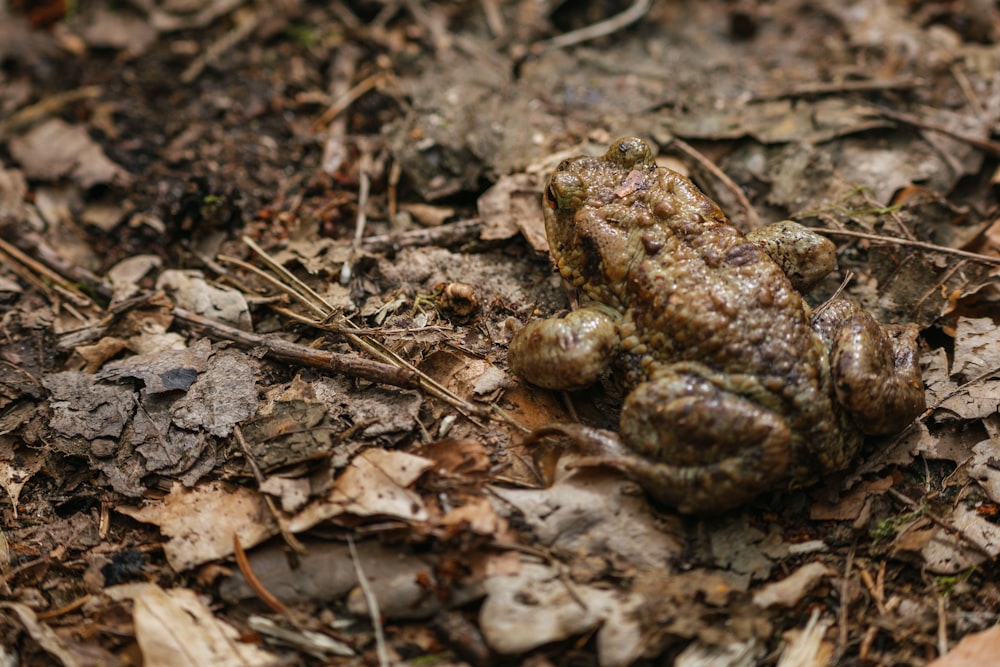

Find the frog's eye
[[544, 184, 558, 209]]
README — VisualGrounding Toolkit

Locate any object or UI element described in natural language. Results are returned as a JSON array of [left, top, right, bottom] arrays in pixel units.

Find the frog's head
[[604, 136, 657, 171], [541, 137, 658, 307]]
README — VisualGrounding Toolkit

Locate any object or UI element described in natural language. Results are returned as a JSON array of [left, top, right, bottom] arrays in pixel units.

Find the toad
[[508, 137, 925, 513]]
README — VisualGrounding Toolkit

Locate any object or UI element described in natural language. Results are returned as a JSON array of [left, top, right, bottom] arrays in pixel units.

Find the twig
[[232, 533, 289, 615], [752, 77, 925, 102], [233, 425, 306, 554], [242, 236, 335, 315], [340, 144, 373, 285], [531, 0, 650, 53], [35, 595, 92, 620], [0, 236, 96, 309], [0, 86, 101, 139], [181, 5, 266, 83], [310, 71, 389, 133], [172, 307, 420, 388], [669, 136, 762, 229], [937, 595, 948, 658], [816, 228, 1000, 267], [870, 105, 1000, 157], [347, 536, 389, 667], [834, 541, 854, 663], [239, 240, 490, 421], [361, 217, 482, 253], [317, 43, 361, 175], [886, 487, 993, 559], [0, 215, 112, 300]]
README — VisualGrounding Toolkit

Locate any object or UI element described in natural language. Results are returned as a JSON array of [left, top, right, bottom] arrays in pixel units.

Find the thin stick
[[670, 136, 762, 229], [347, 536, 389, 667], [887, 487, 992, 558], [172, 307, 420, 388], [232, 533, 289, 615], [0, 86, 101, 139], [310, 72, 389, 132], [817, 228, 1000, 266], [181, 5, 264, 83], [233, 425, 306, 554], [242, 236, 336, 314], [871, 105, 1000, 157], [937, 595, 948, 658], [340, 145, 373, 285], [531, 0, 650, 53]]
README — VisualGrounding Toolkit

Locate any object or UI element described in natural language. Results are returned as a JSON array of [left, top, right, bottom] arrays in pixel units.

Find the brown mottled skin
[[508, 137, 925, 513]]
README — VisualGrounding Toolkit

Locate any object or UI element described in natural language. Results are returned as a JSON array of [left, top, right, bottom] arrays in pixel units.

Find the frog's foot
[[830, 311, 926, 434], [609, 374, 793, 514], [508, 307, 620, 391]]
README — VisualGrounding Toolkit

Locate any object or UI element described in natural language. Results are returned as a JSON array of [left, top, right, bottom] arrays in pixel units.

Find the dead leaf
[[479, 560, 643, 667], [928, 623, 1000, 667], [8, 119, 130, 187], [107, 583, 275, 666], [75, 7, 158, 55], [752, 562, 833, 608], [927, 318, 1000, 421], [477, 172, 548, 248], [490, 461, 682, 573], [118, 481, 276, 571], [156, 270, 252, 331], [0, 437, 44, 517], [287, 449, 433, 532], [0, 602, 83, 667], [920, 504, 1000, 574], [440, 496, 508, 536]]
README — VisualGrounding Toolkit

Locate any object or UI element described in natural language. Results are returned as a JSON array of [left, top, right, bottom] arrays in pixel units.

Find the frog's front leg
[[814, 300, 926, 434], [607, 369, 794, 513], [508, 307, 621, 391]]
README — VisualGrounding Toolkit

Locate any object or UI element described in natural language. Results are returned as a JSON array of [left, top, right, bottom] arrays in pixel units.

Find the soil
[[1, 1, 1000, 666]]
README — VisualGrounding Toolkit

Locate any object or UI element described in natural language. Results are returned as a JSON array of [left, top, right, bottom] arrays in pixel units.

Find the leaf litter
[[0, 1, 1000, 665]]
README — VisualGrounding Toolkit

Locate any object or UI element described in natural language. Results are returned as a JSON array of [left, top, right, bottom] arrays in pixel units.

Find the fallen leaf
[[479, 561, 643, 667], [288, 449, 433, 531], [156, 270, 252, 331], [8, 119, 130, 187], [490, 461, 682, 573], [0, 602, 82, 667], [752, 562, 833, 608], [107, 583, 275, 666], [928, 623, 1000, 667], [118, 481, 276, 571]]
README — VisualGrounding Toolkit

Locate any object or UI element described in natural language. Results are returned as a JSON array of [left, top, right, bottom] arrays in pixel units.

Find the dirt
[[1, 1, 1000, 666]]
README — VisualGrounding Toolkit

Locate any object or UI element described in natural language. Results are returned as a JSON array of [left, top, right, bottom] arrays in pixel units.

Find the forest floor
[[1, 1, 1000, 665]]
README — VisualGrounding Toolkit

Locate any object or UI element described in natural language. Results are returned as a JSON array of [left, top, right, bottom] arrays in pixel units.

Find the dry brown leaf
[[156, 270, 252, 331], [7, 119, 130, 187], [920, 504, 1000, 574], [118, 481, 276, 571], [288, 449, 433, 532], [477, 172, 547, 248], [490, 461, 682, 573], [928, 623, 1000, 667], [0, 438, 44, 518], [440, 496, 509, 536], [107, 583, 275, 666], [0, 602, 82, 667], [752, 562, 833, 608], [479, 561, 643, 667]]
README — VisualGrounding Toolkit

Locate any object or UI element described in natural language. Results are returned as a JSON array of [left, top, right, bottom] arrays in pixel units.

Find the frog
[[508, 137, 926, 514]]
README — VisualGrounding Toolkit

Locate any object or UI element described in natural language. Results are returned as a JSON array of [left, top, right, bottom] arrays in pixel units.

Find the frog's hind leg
[[612, 372, 793, 514]]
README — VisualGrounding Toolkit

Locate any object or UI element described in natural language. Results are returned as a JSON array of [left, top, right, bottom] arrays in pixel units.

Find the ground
[[1, 1, 1000, 665]]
